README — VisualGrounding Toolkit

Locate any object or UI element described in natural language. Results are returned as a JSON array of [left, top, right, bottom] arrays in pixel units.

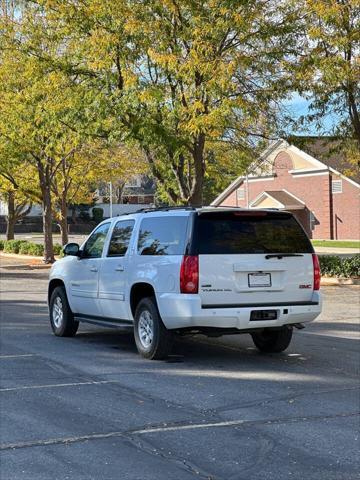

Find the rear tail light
[[180, 255, 199, 294], [312, 253, 321, 290]]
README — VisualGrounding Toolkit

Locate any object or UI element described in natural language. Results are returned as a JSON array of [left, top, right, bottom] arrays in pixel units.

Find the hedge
[[1, 240, 63, 257], [319, 254, 360, 278], [3, 239, 28, 254]]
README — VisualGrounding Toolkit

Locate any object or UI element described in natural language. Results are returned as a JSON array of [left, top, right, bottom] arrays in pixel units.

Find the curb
[[1, 264, 52, 270]]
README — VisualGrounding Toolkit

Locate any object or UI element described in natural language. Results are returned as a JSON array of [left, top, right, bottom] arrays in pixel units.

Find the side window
[[83, 223, 111, 258], [137, 216, 188, 255], [107, 220, 135, 257]]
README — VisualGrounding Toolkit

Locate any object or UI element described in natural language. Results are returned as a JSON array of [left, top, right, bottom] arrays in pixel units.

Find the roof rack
[[135, 206, 198, 213], [204, 205, 246, 209]]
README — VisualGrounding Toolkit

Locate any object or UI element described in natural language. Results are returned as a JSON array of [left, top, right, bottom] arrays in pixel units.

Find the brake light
[[233, 211, 267, 216], [180, 255, 199, 294], [312, 253, 321, 290]]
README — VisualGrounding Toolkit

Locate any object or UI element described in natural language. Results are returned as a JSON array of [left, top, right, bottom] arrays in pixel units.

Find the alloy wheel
[[52, 296, 64, 328], [138, 310, 154, 349]]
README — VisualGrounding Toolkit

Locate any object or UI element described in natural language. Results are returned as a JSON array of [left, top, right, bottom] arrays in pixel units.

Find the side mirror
[[63, 243, 80, 257]]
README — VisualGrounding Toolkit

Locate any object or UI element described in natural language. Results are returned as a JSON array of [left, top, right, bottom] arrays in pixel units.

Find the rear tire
[[134, 297, 174, 360], [49, 286, 79, 337], [251, 327, 293, 353]]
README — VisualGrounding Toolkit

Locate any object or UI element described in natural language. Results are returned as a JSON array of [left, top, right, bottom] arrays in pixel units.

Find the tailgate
[[199, 253, 314, 306]]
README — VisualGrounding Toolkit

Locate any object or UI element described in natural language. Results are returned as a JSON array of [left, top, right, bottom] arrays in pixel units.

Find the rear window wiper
[[265, 254, 304, 259]]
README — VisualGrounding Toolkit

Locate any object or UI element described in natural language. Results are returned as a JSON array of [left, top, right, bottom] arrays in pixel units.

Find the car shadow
[[1, 296, 358, 366]]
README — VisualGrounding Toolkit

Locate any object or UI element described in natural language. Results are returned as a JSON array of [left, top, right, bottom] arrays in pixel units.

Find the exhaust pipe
[[293, 323, 305, 330]]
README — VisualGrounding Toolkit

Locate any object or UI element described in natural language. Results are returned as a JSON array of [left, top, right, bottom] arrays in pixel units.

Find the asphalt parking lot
[[0, 259, 359, 480]]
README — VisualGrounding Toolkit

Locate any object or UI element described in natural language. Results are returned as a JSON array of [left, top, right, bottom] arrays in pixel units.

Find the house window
[[331, 180, 342, 194], [237, 188, 245, 200], [126, 177, 140, 188]]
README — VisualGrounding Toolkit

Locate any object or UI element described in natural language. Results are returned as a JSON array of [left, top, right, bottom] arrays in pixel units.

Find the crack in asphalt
[[210, 385, 360, 414], [124, 434, 218, 480], [1, 411, 358, 452]]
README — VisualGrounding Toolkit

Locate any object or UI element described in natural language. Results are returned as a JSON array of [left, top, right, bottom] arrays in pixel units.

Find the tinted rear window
[[193, 212, 313, 254], [138, 216, 189, 255]]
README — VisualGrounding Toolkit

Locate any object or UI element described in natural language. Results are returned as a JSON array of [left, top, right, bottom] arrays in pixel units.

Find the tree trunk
[[5, 191, 15, 240], [116, 182, 126, 203], [188, 133, 206, 206], [70, 206, 77, 224], [59, 197, 69, 246], [39, 177, 55, 264]]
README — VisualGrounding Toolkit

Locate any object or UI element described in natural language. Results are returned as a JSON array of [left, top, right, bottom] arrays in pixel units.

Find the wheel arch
[[48, 278, 66, 305], [130, 282, 157, 318]]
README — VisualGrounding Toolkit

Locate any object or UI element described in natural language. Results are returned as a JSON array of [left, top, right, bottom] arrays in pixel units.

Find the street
[[0, 259, 359, 480]]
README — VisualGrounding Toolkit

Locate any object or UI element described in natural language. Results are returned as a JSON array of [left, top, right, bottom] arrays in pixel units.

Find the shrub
[[92, 207, 104, 223], [318, 255, 342, 277], [319, 254, 360, 278], [0, 239, 4, 251], [3, 239, 27, 254], [18, 241, 44, 256], [341, 255, 360, 278], [27, 243, 44, 256], [19, 242, 31, 255], [53, 243, 63, 255], [2, 240, 64, 257]]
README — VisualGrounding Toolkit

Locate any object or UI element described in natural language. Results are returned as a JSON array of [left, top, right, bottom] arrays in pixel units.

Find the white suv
[[48, 207, 322, 359]]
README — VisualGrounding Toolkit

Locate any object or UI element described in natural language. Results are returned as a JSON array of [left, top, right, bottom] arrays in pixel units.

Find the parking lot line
[[0, 380, 116, 392], [0, 354, 38, 359]]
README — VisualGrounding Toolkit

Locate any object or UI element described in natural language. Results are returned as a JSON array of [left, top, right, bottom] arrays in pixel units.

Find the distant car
[[48, 207, 322, 359]]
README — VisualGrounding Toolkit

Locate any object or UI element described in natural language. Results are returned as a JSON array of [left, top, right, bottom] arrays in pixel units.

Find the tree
[[1, 2, 150, 255], [0, 183, 32, 240], [0, 21, 86, 260], [0, 132, 38, 240], [51, 142, 147, 245], [292, 0, 360, 167], [0, 5, 94, 257], [30, 0, 300, 205]]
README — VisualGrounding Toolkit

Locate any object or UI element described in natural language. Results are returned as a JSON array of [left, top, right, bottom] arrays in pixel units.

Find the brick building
[[212, 139, 360, 240]]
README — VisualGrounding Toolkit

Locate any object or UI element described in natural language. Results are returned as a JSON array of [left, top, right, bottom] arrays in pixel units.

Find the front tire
[[251, 326, 293, 353], [134, 297, 174, 360], [49, 286, 79, 337]]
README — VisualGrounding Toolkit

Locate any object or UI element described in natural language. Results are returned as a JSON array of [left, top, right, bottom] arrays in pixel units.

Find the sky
[[284, 93, 339, 136]]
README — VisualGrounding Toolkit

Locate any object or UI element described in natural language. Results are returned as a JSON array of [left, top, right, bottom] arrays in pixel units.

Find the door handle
[[115, 265, 125, 272], [90, 267, 98, 272]]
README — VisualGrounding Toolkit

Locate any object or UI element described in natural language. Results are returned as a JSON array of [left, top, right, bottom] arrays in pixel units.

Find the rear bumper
[[157, 292, 322, 330]]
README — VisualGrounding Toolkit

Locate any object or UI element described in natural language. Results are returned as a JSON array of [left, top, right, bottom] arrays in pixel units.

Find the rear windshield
[[193, 212, 313, 254]]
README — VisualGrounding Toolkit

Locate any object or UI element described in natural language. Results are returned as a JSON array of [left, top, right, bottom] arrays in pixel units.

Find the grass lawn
[[312, 240, 360, 249]]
